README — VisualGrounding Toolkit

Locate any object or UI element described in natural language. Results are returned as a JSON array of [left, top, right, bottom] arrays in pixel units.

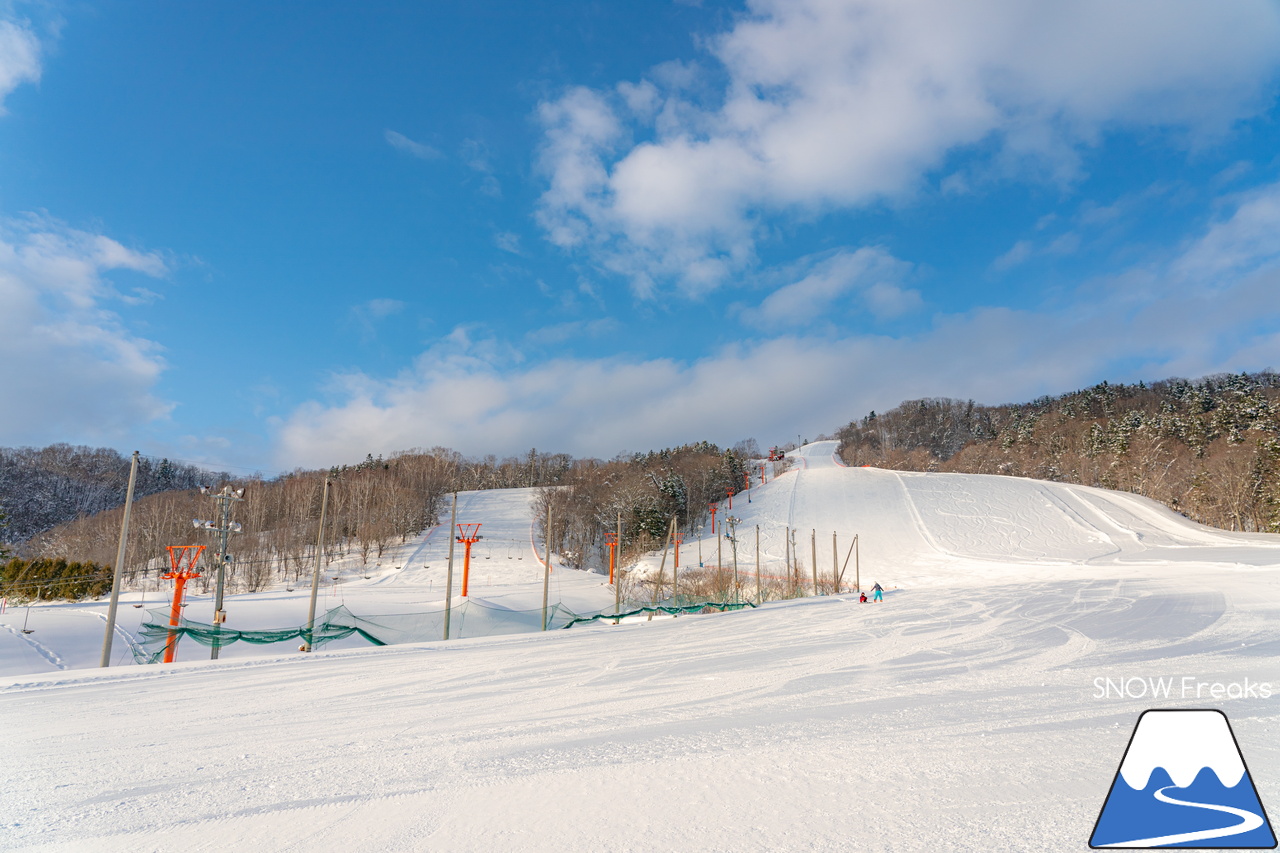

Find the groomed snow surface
[[2, 441, 1278, 851]]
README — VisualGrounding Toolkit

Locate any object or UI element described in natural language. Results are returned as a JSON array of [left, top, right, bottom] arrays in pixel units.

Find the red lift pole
[[161, 545, 204, 664], [744, 471, 750, 492], [728, 488, 735, 510], [708, 503, 719, 536], [605, 531, 618, 584], [759, 463, 766, 485], [456, 523, 482, 597]]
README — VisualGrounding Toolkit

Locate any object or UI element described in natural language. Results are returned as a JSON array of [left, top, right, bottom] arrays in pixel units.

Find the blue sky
[[2, 0, 1280, 473]]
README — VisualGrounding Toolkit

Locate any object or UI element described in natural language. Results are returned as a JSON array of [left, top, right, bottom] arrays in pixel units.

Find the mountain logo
[[1090, 709, 1276, 849]]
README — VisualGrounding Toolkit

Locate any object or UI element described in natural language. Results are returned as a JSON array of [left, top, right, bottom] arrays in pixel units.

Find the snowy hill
[[1, 441, 1278, 850]]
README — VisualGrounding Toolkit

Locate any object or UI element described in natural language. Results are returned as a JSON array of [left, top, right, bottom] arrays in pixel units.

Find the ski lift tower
[[161, 545, 204, 664], [456, 523, 482, 597]]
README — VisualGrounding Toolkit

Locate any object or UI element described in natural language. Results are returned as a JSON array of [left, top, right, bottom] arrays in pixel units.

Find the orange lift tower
[[708, 502, 719, 536], [605, 531, 618, 584], [161, 545, 204, 663], [456, 523, 482, 597]]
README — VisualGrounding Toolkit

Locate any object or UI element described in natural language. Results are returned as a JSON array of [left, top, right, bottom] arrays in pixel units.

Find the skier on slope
[[859, 591, 867, 603], [871, 582, 883, 602]]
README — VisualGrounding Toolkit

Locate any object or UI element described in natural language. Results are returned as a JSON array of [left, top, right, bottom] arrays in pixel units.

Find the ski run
[[2, 441, 1278, 851]]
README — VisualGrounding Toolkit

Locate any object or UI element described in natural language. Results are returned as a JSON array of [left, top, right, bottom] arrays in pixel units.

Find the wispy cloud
[[0, 19, 40, 114], [384, 129, 442, 161]]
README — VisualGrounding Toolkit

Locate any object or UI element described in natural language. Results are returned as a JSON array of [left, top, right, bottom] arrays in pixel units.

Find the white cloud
[[746, 247, 916, 326], [384, 129, 442, 161], [0, 217, 172, 445], [494, 231, 521, 254], [991, 239, 1033, 272], [278, 182, 1280, 467], [0, 19, 40, 114], [537, 0, 1280, 295]]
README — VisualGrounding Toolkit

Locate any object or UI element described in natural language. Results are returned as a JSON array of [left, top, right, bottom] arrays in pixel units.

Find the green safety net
[[561, 600, 755, 627], [131, 596, 756, 664]]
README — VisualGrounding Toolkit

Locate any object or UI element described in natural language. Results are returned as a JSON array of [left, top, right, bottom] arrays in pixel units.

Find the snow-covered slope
[[2, 443, 1278, 851]]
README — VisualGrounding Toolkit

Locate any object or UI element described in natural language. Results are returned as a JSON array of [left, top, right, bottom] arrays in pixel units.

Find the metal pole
[[672, 518, 680, 606], [755, 525, 761, 604], [614, 511, 622, 623], [811, 529, 818, 596], [729, 519, 739, 604], [784, 526, 791, 592], [100, 451, 139, 667], [716, 521, 723, 600], [444, 493, 457, 640], [304, 478, 330, 652], [210, 488, 232, 660], [653, 517, 673, 606], [832, 531, 839, 594], [541, 504, 552, 630]]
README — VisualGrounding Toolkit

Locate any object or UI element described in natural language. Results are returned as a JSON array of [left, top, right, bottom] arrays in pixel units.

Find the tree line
[[0, 444, 218, 547], [835, 371, 1280, 533]]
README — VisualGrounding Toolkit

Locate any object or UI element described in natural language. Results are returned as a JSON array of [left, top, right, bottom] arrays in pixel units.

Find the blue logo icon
[[1091, 709, 1276, 848]]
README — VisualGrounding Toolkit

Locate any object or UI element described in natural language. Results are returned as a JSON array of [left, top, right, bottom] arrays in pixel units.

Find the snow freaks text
[[1093, 677, 1273, 701]]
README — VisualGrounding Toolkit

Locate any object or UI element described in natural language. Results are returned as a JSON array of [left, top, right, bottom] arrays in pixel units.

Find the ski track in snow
[[2, 441, 1279, 852]]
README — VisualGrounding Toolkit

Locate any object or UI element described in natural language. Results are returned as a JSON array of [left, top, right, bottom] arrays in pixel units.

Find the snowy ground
[[2, 441, 1278, 851]]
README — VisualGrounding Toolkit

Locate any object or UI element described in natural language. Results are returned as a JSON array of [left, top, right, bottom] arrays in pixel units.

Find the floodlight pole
[[444, 493, 456, 640], [204, 485, 244, 660], [304, 478, 331, 652], [99, 450, 139, 668]]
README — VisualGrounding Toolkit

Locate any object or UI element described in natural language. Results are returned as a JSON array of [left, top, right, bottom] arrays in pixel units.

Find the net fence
[[130, 596, 755, 664]]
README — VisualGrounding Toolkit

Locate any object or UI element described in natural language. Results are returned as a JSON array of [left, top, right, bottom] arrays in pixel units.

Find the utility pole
[[444, 493, 456, 640], [195, 485, 244, 659], [725, 515, 740, 604], [304, 478, 330, 652], [99, 450, 139, 668], [541, 504, 552, 630]]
